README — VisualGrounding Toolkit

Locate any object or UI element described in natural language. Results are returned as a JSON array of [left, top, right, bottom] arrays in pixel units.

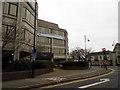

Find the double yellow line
[[41, 69, 115, 89]]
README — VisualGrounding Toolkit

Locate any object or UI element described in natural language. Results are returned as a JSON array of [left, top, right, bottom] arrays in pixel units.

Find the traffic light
[[102, 48, 107, 60], [102, 48, 106, 56]]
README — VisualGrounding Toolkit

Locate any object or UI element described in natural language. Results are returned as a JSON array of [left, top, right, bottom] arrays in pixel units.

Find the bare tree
[[70, 47, 92, 61], [2, 26, 16, 49], [2, 25, 24, 56]]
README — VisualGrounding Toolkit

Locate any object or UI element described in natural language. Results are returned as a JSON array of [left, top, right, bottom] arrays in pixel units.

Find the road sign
[[32, 49, 36, 53], [31, 53, 37, 57]]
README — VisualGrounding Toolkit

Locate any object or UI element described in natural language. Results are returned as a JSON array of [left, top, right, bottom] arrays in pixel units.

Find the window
[[3, 2, 9, 14], [48, 29, 52, 33], [29, 2, 35, 9], [43, 47, 50, 53], [38, 27, 49, 33], [3, 2, 18, 16], [19, 29, 25, 40], [31, 14, 34, 25], [59, 31, 64, 36], [53, 39, 65, 46], [25, 9, 35, 25], [26, 10, 31, 22], [98, 55, 103, 60], [40, 47, 51, 53], [2, 25, 7, 39], [7, 26, 16, 39], [10, 4, 17, 16], [39, 27, 49, 33], [25, 30, 33, 44], [52, 29, 56, 34], [38, 37, 50, 44], [53, 48, 65, 54], [2, 25, 16, 40], [22, 8, 26, 19], [91, 56, 94, 61]]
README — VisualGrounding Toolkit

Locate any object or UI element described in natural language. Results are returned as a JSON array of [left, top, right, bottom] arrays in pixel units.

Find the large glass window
[[43, 47, 50, 53], [3, 2, 17, 16], [51, 30, 64, 36], [38, 37, 50, 44], [53, 39, 65, 46], [39, 27, 49, 33], [53, 48, 65, 54], [59, 31, 64, 36]]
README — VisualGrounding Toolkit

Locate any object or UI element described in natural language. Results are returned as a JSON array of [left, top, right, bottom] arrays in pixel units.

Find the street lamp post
[[84, 35, 90, 60], [31, 2, 37, 78], [84, 35, 87, 60], [102, 48, 107, 70]]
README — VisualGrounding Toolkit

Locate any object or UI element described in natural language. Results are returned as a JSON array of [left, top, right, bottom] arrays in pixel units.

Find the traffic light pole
[[102, 48, 107, 70]]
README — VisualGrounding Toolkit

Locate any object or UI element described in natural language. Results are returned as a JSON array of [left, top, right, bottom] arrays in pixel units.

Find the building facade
[[118, 1, 120, 43], [88, 51, 116, 66], [2, 1, 38, 67], [113, 43, 120, 65], [37, 19, 69, 62]]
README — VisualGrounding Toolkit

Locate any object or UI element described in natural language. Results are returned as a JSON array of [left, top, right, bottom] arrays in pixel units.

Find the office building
[[2, 1, 38, 68], [37, 19, 68, 62]]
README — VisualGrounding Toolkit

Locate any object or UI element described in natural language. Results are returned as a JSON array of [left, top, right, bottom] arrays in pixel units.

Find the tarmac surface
[[2, 66, 112, 89]]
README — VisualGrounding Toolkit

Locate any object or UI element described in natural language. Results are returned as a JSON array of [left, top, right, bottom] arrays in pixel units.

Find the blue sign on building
[[31, 53, 37, 56]]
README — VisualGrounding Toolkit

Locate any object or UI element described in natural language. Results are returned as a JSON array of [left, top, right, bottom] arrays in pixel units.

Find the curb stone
[[21, 69, 112, 89]]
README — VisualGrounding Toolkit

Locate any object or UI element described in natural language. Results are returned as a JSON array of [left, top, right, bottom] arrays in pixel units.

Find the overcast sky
[[37, 0, 119, 52]]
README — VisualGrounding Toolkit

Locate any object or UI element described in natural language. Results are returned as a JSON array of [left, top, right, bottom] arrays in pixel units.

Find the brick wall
[[2, 68, 53, 81]]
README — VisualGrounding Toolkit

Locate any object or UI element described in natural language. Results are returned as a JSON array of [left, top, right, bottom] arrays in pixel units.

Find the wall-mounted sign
[[37, 32, 65, 40], [36, 53, 54, 60]]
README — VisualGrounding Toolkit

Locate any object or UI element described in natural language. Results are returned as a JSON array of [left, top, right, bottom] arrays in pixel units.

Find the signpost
[[100, 56, 102, 67], [31, 49, 37, 78]]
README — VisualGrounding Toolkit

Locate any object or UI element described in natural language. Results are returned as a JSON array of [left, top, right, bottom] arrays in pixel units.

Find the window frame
[[3, 2, 18, 17], [2, 24, 16, 41]]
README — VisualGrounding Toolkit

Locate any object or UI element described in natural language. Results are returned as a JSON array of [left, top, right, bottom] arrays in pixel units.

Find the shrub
[[34, 60, 53, 69], [12, 60, 31, 71], [9, 60, 53, 71], [61, 61, 89, 68]]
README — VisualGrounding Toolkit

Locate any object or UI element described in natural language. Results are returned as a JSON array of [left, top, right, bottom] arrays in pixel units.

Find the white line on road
[[78, 78, 110, 88]]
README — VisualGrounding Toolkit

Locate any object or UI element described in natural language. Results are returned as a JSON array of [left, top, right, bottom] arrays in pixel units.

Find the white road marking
[[78, 78, 110, 88], [45, 77, 66, 81]]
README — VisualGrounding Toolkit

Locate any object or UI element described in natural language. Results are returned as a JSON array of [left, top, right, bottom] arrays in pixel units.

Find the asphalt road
[[41, 66, 120, 89]]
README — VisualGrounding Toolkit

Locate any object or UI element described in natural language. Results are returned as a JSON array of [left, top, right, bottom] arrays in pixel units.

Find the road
[[40, 66, 120, 89]]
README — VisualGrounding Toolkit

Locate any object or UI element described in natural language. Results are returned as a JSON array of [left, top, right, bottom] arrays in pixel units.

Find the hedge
[[8, 60, 53, 71], [60, 61, 89, 68], [34, 60, 53, 69]]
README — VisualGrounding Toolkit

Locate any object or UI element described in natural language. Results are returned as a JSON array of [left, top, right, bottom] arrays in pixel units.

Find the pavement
[[2, 66, 113, 89]]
